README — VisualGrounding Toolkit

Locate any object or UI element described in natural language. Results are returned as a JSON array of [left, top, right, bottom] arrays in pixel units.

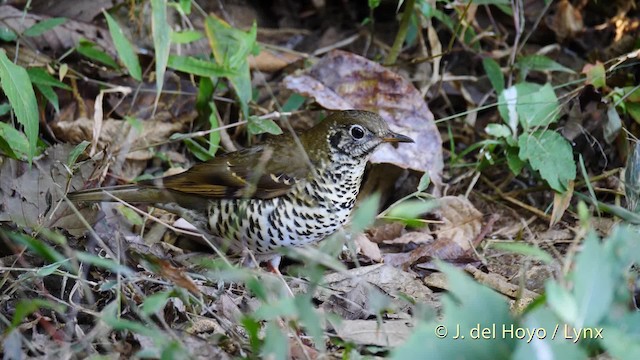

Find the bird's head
[[307, 110, 413, 160]]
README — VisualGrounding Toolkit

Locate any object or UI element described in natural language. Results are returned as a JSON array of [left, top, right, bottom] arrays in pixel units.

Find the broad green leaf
[[573, 232, 614, 327], [584, 62, 606, 89], [545, 280, 578, 324], [27, 68, 71, 90], [261, 320, 289, 360], [282, 93, 306, 112], [351, 193, 381, 234], [151, 0, 171, 99], [23, 17, 66, 37], [0, 121, 31, 159], [167, 54, 234, 77], [417, 171, 431, 192], [516, 54, 574, 79], [205, 14, 257, 118], [178, 0, 192, 14], [170, 30, 202, 44], [485, 123, 511, 138], [76, 40, 119, 69], [386, 199, 437, 221], [392, 263, 516, 359], [103, 11, 142, 81], [518, 130, 576, 192], [505, 146, 525, 175], [34, 83, 59, 111], [490, 242, 553, 264], [601, 326, 640, 360], [0, 102, 11, 115], [0, 27, 17, 41], [514, 307, 588, 360], [116, 205, 144, 226], [141, 291, 171, 316], [499, 82, 560, 130], [482, 58, 504, 93], [0, 50, 40, 163], [247, 115, 282, 135]]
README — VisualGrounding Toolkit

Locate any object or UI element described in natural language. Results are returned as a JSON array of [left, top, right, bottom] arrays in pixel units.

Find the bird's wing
[[157, 144, 312, 199]]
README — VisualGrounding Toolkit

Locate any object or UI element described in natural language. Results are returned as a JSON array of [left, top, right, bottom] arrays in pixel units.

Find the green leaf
[[11, 299, 66, 329], [485, 123, 511, 138], [282, 93, 306, 112], [518, 130, 576, 192], [141, 291, 171, 316], [482, 58, 504, 93], [183, 138, 214, 161], [247, 115, 282, 135], [505, 146, 526, 176], [573, 232, 614, 327], [170, 30, 203, 44], [584, 62, 606, 89], [499, 82, 560, 130], [514, 307, 588, 360], [516, 54, 574, 79], [178, 0, 192, 14], [261, 320, 289, 360], [417, 171, 431, 192], [386, 199, 437, 221], [490, 242, 553, 264], [34, 83, 59, 112], [103, 11, 142, 81], [67, 141, 90, 167], [23, 17, 66, 37], [545, 280, 578, 325], [151, 0, 171, 99], [208, 102, 221, 155], [27, 68, 71, 90], [0, 102, 11, 115], [76, 252, 133, 275], [350, 193, 381, 234], [167, 54, 234, 77], [205, 14, 257, 118], [116, 205, 144, 226], [102, 302, 161, 338], [0, 50, 40, 163], [0, 121, 32, 160], [7, 232, 68, 267], [37, 260, 68, 277], [76, 40, 119, 69], [392, 263, 516, 359], [0, 27, 17, 41]]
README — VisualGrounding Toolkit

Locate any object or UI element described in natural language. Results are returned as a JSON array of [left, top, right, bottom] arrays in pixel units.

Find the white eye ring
[[350, 125, 365, 140]]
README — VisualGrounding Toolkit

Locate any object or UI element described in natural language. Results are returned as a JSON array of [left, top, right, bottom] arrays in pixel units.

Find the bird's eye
[[349, 125, 365, 140]]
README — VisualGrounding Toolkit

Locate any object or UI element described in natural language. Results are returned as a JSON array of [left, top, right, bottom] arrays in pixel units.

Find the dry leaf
[[354, 233, 382, 262], [284, 50, 443, 184]]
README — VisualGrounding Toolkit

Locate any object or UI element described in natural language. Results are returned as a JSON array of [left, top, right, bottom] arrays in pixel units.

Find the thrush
[[69, 110, 413, 258]]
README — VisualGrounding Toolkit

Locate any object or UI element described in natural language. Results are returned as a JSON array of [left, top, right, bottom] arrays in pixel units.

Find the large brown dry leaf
[[284, 50, 443, 184], [0, 5, 115, 57], [330, 318, 414, 347], [51, 115, 194, 160], [321, 264, 437, 305], [0, 144, 102, 236], [384, 196, 483, 268]]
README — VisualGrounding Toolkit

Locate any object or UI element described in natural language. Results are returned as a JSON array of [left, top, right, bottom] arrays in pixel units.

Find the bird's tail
[[67, 184, 173, 204]]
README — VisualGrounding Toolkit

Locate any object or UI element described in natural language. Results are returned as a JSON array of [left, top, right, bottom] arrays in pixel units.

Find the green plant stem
[[384, 0, 416, 66]]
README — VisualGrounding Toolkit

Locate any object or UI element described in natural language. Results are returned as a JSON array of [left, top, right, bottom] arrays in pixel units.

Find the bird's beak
[[382, 131, 414, 143]]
